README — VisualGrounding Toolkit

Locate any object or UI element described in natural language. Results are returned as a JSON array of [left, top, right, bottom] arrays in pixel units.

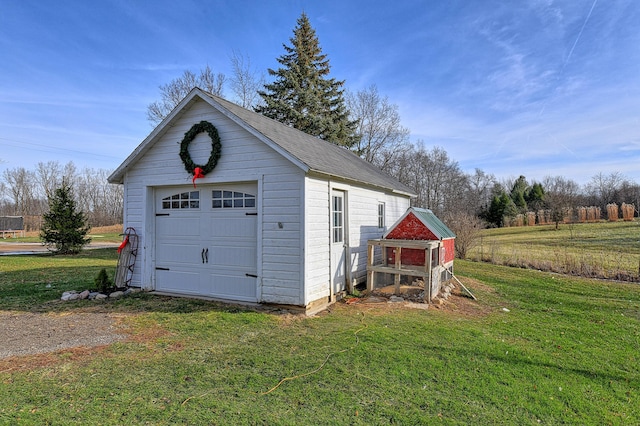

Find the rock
[[88, 292, 100, 300], [68, 293, 80, 301], [363, 296, 386, 303], [61, 291, 77, 301], [79, 290, 90, 300], [389, 295, 404, 303], [94, 293, 108, 300], [109, 291, 124, 299], [502, 307, 510, 312], [406, 302, 429, 310]]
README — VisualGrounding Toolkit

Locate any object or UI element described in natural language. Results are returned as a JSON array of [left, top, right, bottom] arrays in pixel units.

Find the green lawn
[[0, 250, 639, 424], [468, 220, 640, 281], [1, 225, 123, 244]]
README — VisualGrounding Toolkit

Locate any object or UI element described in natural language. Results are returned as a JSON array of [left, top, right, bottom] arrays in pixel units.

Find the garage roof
[[109, 88, 415, 197]]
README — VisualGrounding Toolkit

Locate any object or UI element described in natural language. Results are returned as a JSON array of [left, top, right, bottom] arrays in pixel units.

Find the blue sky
[[1, 0, 638, 185]]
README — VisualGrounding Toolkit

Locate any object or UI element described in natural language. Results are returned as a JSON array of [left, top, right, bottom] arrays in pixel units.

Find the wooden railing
[[366, 238, 442, 303]]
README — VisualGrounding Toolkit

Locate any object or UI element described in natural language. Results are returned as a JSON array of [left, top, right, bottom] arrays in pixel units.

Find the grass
[[468, 220, 640, 281], [0, 250, 639, 424], [0, 224, 124, 244]]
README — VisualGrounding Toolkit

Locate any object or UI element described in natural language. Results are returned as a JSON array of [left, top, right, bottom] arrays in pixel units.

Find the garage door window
[[162, 191, 200, 209], [212, 190, 256, 208]]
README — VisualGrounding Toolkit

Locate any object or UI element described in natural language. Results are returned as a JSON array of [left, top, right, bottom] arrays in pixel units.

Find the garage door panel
[[210, 246, 257, 269], [209, 273, 256, 301], [155, 183, 258, 303], [208, 217, 256, 238], [156, 217, 201, 237], [156, 269, 201, 294], [157, 242, 201, 264]]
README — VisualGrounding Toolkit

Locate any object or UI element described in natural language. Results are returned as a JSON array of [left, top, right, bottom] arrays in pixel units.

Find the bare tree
[[391, 144, 468, 219], [543, 175, 580, 229], [585, 172, 624, 207], [2, 167, 35, 217], [466, 168, 497, 215], [1, 161, 122, 228], [346, 85, 411, 172], [36, 161, 63, 200], [229, 51, 264, 109], [444, 211, 485, 259], [74, 168, 124, 227], [147, 65, 226, 125]]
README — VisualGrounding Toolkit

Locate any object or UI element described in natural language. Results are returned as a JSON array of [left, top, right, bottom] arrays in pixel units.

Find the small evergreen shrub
[[40, 182, 91, 254], [94, 268, 114, 294]]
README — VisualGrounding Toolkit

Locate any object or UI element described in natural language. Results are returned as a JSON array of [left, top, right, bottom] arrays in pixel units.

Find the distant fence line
[[506, 203, 635, 227]]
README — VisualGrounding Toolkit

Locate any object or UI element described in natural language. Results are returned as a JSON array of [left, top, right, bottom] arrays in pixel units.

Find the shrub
[[94, 268, 114, 294]]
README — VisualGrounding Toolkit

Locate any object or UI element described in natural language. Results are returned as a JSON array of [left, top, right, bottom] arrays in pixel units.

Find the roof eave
[[307, 169, 415, 197]]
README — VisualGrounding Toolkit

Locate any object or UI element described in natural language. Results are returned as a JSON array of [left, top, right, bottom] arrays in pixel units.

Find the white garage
[[108, 88, 414, 313]]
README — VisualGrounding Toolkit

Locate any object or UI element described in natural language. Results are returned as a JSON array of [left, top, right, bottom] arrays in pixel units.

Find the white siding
[[303, 176, 411, 305], [122, 98, 304, 304], [261, 169, 305, 305], [349, 188, 410, 282], [303, 176, 331, 304]]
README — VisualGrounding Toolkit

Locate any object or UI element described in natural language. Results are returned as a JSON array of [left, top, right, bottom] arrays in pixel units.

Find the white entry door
[[155, 184, 258, 302], [331, 190, 347, 295]]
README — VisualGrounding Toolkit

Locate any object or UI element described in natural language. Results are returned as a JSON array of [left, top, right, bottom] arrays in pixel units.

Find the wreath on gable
[[179, 120, 222, 176]]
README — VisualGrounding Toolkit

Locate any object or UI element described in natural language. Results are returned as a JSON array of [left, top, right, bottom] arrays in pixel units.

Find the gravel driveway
[[0, 311, 127, 359]]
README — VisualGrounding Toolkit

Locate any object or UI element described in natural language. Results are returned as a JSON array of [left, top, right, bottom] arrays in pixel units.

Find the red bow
[[117, 235, 129, 254], [192, 167, 205, 188]]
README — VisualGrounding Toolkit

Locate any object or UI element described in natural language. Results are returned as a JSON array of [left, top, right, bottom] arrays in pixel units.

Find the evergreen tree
[[525, 182, 545, 211], [485, 192, 517, 227], [40, 182, 91, 254], [255, 12, 358, 147], [510, 175, 529, 211]]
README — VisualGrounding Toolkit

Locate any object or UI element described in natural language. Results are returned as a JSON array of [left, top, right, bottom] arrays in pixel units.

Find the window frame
[[378, 202, 385, 229]]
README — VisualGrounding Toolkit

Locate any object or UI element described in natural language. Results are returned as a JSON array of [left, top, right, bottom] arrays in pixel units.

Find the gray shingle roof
[[109, 88, 416, 197], [202, 91, 415, 196]]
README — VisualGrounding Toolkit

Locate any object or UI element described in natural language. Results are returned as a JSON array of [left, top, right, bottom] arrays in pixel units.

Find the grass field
[[2, 225, 124, 244], [0, 249, 639, 424], [467, 220, 640, 281]]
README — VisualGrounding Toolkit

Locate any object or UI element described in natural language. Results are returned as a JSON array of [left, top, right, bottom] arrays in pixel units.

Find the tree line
[[0, 161, 123, 230]]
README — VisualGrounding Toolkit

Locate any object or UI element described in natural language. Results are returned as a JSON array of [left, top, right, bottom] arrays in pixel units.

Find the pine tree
[[255, 12, 358, 147], [40, 182, 91, 254]]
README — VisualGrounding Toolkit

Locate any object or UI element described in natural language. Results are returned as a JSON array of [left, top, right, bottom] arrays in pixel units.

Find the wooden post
[[394, 246, 401, 295], [367, 242, 375, 292], [425, 245, 433, 303]]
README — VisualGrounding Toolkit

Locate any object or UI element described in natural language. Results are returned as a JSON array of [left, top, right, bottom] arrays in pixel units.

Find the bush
[[94, 268, 114, 294]]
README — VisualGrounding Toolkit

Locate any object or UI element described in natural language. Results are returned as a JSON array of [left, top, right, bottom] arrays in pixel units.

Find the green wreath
[[179, 121, 221, 175]]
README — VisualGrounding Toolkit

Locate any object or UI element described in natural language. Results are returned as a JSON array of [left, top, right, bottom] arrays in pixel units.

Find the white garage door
[[155, 183, 258, 302]]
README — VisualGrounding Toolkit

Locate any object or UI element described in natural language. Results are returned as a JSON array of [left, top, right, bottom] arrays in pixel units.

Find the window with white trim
[[332, 194, 344, 243], [378, 202, 385, 228], [212, 190, 256, 209], [162, 191, 200, 209]]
